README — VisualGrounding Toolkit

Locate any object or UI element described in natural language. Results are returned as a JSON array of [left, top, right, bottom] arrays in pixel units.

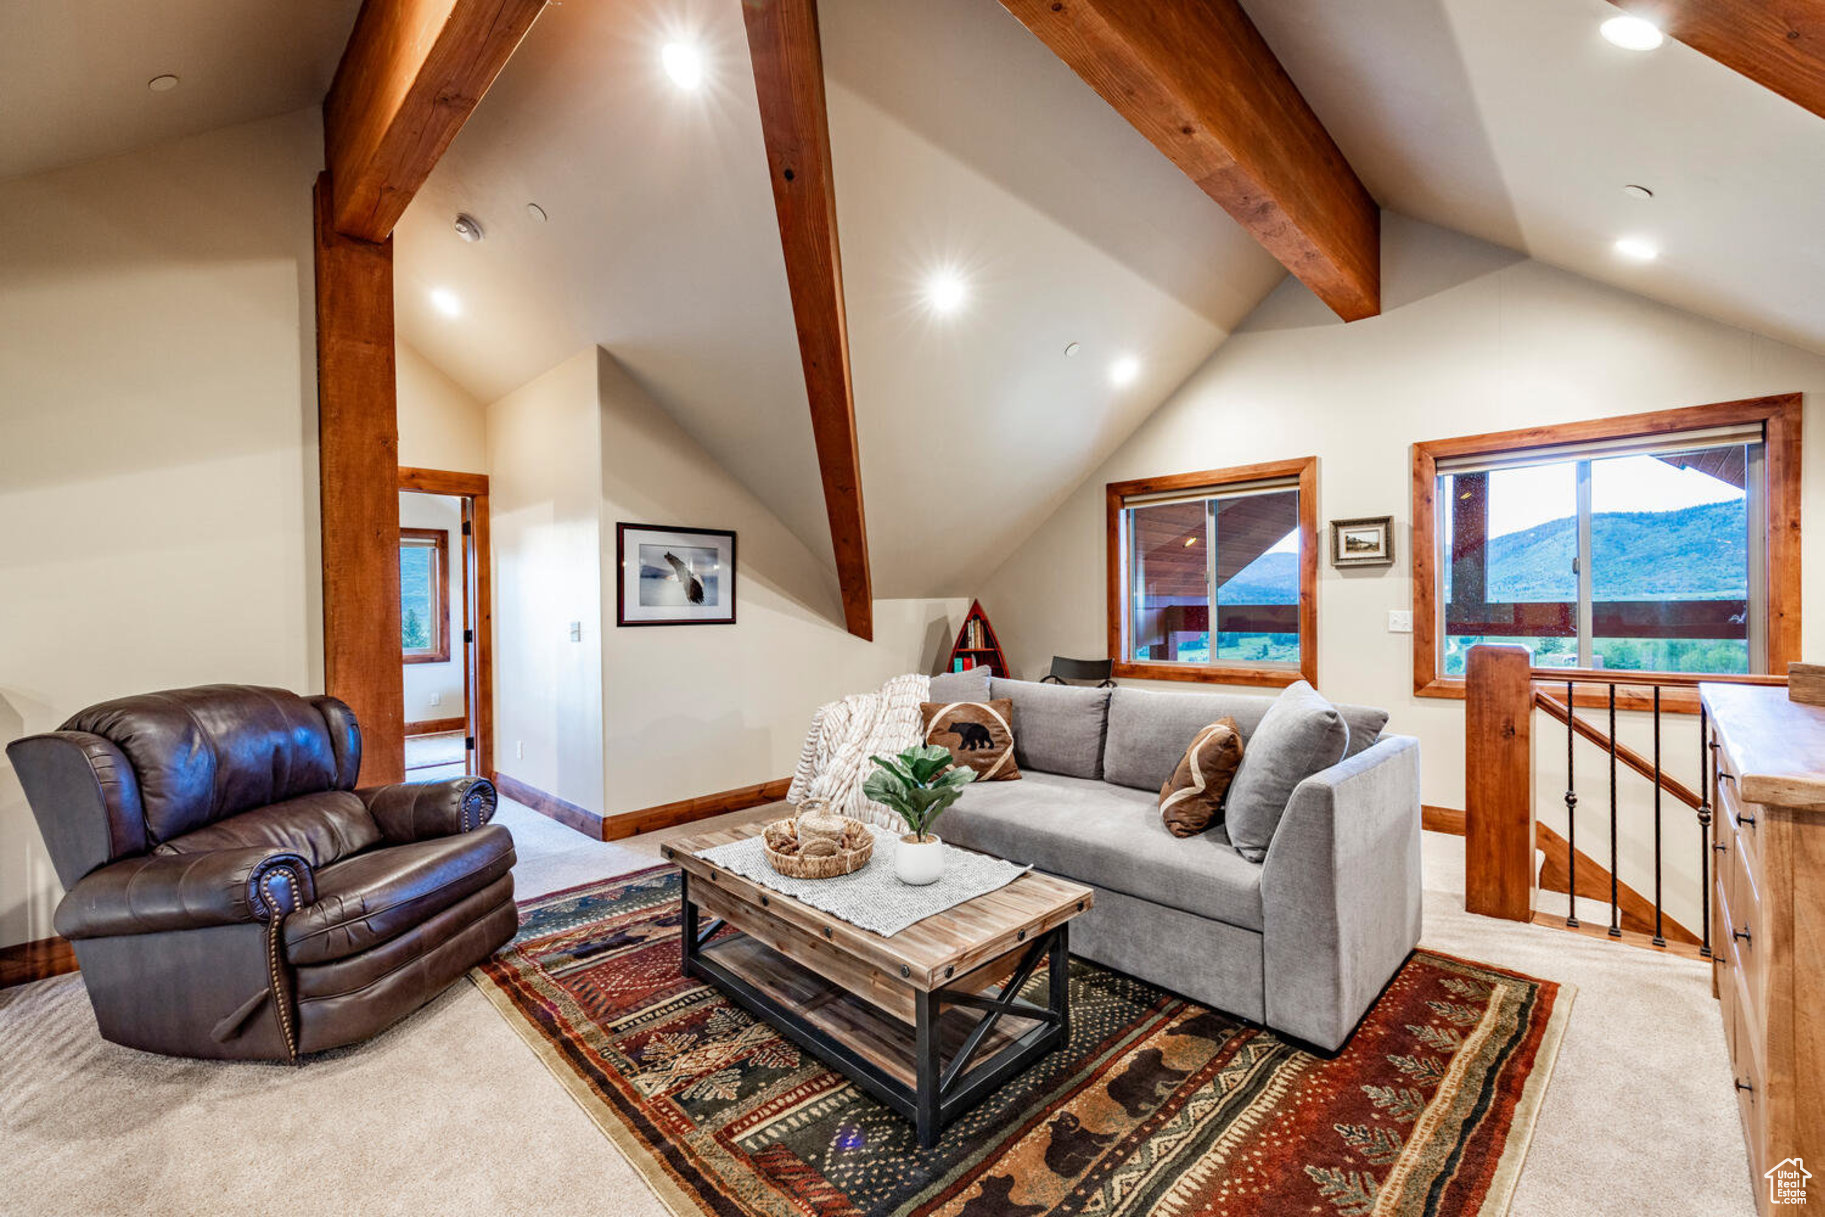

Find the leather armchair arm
[[54, 847, 315, 941], [357, 776, 497, 844]]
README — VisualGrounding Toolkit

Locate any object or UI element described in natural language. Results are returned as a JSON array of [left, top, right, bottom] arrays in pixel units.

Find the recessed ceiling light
[[1064, 342, 1081, 358], [1109, 356, 1140, 387], [1600, 15, 1664, 50], [147, 74, 180, 93], [662, 42, 705, 89], [526, 202, 548, 223], [1613, 236, 1660, 262], [924, 269, 968, 315], [430, 288, 463, 317], [1622, 184, 1654, 200]]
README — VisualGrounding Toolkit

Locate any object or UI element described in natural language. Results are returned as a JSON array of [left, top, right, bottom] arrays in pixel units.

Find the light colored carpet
[[0, 808, 1753, 1216]]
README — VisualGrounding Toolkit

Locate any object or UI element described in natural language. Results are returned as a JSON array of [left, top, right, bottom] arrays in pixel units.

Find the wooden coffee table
[[662, 822, 1093, 1147]]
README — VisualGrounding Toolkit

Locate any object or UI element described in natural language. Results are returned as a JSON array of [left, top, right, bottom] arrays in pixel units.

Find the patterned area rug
[[473, 868, 1571, 1217]]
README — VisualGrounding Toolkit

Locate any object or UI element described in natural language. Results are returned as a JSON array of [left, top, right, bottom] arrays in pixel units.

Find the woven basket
[[762, 816, 874, 879]]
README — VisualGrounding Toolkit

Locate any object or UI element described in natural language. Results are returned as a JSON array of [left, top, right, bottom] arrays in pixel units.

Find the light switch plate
[[1388, 610, 1414, 633], [429, 692, 442, 706], [569, 621, 582, 642]]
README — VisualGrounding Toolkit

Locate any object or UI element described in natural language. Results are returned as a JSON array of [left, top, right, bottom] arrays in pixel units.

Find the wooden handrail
[[1528, 668, 1787, 689], [1532, 691, 1702, 810]]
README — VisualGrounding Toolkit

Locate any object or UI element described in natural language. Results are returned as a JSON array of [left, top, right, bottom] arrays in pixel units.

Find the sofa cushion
[[1225, 681, 1349, 861], [921, 699, 1020, 781], [1159, 718, 1244, 838], [1341, 704, 1392, 758], [989, 678, 1113, 779], [929, 667, 991, 703], [284, 824, 516, 964], [938, 771, 1264, 930], [153, 790, 381, 869], [1102, 685, 1388, 790]]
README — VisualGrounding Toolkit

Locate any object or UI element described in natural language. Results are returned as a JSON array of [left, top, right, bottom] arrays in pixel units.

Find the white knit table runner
[[693, 826, 1030, 937]]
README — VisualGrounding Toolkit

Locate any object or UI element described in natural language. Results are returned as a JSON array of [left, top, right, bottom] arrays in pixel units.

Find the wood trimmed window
[[1107, 457, 1318, 688], [400, 527, 450, 664], [1412, 395, 1801, 704]]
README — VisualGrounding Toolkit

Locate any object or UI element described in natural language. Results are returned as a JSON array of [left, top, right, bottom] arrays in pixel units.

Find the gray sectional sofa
[[929, 673, 1422, 1052]]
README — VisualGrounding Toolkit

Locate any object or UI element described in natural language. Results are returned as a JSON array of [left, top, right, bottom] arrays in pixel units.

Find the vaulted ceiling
[[1244, 0, 1825, 358], [393, 0, 1284, 597], [0, 0, 360, 182], [11, 0, 1822, 605]]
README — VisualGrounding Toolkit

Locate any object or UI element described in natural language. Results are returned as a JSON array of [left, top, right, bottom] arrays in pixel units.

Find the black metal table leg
[[680, 872, 697, 969], [914, 989, 942, 1148], [1049, 924, 1070, 1045]]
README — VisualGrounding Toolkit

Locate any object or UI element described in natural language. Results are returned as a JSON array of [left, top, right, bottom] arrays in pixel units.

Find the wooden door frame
[[399, 467, 494, 781]]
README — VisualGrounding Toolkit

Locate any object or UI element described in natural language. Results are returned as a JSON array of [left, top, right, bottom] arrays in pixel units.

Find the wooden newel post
[[1465, 644, 1534, 921]]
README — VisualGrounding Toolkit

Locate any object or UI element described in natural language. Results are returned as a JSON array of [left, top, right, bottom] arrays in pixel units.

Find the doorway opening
[[398, 467, 493, 783]]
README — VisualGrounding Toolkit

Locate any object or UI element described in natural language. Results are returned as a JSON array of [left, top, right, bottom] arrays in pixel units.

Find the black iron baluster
[[1652, 686, 1666, 947], [1698, 706, 1713, 960], [1564, 680, 1578, 928], [1608, 683, 1621, 938]]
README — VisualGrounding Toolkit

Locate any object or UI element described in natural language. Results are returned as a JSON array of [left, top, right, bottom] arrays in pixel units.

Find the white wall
[[592, 348, 966, 812], [0, 109, 324, 949], [980, 214, 1825, 928], [397, 339, 487, 473], [485, 348, 606, 811], [399, 492, 467, 725]]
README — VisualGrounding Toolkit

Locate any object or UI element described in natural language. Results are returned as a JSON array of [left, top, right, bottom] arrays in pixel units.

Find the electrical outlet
[[1387, 609, 1413, 634], [429, 692, 442, 707], [516, 740, 524, 760]]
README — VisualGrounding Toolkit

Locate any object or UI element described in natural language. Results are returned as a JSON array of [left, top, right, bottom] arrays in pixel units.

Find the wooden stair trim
[[1429, 802, 1701, 947]]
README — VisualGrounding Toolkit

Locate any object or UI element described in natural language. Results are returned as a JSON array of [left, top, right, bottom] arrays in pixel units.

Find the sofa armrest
[[1259, 734, 1423, 1051], [54, 847, 315, 941], [357, 776, 497, 844]]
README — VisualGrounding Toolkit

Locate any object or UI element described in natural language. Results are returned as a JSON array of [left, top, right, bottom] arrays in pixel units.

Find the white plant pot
[[895, 834, 945, 886]]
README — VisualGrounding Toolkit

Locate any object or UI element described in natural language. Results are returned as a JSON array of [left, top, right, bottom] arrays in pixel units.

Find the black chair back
[[1041, 656, 1115, 687]]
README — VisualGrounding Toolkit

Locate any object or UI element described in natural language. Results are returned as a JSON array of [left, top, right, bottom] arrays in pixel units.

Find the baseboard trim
[[1422, 804, 1466, 835], [602, 778, 792, 841], [406, 716, 467, 737], [493, 772, 606, 839], [0, 935, 78, 989]]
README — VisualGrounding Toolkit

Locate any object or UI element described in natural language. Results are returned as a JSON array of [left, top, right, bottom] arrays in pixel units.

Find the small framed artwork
[[1330, 516, 1395, 568], [616, 523, 737, 626]]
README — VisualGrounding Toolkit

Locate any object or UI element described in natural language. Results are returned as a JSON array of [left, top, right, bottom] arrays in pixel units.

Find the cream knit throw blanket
[[786, 673, 931, 831]]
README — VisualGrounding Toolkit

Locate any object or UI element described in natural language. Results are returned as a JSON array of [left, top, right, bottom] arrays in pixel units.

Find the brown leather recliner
[[7, 684, 517, 1061]]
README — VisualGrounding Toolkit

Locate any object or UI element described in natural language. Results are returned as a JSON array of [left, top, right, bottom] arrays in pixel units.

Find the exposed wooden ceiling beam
[[741, 0, 874, 640], [998, 0, 1380, 321], [323, 0, 546, 242], [1606, 0, 1825, 122]]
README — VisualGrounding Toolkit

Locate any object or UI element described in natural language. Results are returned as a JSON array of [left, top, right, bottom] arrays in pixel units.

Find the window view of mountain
[[1481, 499, 1747, 601]]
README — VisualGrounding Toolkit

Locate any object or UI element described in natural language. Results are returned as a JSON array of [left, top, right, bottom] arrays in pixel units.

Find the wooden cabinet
[[1703, 683, 1825, 1213]]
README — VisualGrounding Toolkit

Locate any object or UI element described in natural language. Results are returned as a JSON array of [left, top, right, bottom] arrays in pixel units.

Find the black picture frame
[[616, 523, 738, 626]]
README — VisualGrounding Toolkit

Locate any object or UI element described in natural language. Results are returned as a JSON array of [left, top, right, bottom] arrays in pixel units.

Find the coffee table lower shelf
[[680, 884, 1070, 1147]]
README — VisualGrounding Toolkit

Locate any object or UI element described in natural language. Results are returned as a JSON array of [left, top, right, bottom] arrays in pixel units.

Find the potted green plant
[[863, 744, 977, 885]]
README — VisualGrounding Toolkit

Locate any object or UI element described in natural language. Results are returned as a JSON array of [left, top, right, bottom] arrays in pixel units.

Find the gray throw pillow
[[989, 678, 1112, 779], [929, 666, 991, 704], [1224, 680, 1350, 862]]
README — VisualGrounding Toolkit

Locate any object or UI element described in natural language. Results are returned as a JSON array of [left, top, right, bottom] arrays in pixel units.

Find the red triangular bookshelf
[[946, 600, 1007, 678]]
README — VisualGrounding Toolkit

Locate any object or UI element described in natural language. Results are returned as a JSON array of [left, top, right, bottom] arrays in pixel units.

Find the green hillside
[[1483, 499, 1746, 601], [1216, 498, 1747, 606]]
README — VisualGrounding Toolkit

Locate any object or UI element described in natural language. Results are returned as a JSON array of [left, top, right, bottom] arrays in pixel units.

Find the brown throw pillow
[[1159, 718, 1244, 838], [920, 699, 1021, 781]]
